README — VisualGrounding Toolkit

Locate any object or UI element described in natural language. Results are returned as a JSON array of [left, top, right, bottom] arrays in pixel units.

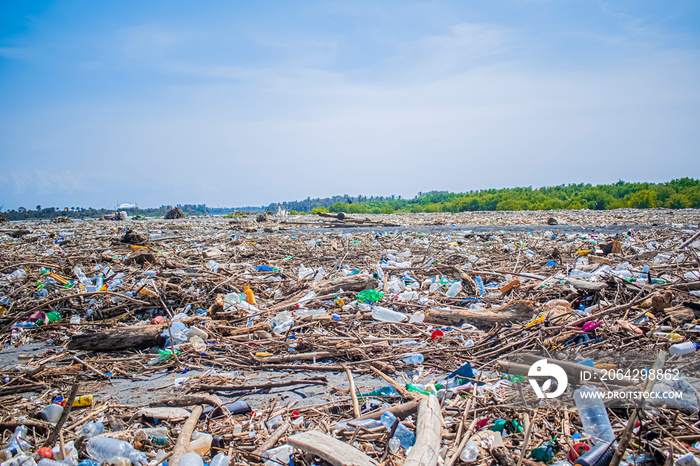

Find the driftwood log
[[404, 396, 442, 466], [425, 300, 536, 329], [67, 325, 165, 351], [287, 430, 378, 466]]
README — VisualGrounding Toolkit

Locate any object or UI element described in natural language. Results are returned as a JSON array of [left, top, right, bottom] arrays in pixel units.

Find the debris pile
[[0, 209, 699, 466], [165, 208, 186, 220]]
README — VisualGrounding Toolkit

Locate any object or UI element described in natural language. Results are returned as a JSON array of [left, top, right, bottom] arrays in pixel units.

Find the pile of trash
[[0, 209, 699, 466]]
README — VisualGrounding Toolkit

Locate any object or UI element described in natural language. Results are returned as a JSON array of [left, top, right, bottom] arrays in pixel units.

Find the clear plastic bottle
[[371, 306, 407, 323], [178, 452, 203, 466], [85, 437, 146, 465], [460, 440, 479, 462], [388, 438, 400, 454], [398, 290, 418, 301], [474, 276, 486, 296], [0, 446, 21, 462], [445, 281, 462, 297], [380, 411, 415, 449], [262, 444, 293, 466], [81, 422, 104, 438], [38, 459, 66, 466], [210, 453, 230, 466], [3, 453, 35, 466], [9, 426, 31, 451], [573, 386, 615, 445], [402, 353, 424, 365]]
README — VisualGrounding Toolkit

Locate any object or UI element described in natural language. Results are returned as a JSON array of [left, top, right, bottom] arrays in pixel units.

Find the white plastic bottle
[[670, 341, 699, 357], [445, 281, 462, 297], [210, 453, 230, 466], [178, 452, 203, 466], [371, 306, 407, 323]]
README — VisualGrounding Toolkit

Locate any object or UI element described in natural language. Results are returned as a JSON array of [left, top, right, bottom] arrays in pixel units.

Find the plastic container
[[460, 440, 478, 462], [0, 446, 21, 462], [38, 404, 63, 424], [388, 438, 400, 454], [573, 386, 615, 445], [474, 276, 486, 296], [187, 432, 212, 456], [243, 286, 256, 305], [262, 444, 293, 466], [445, 281, 462, 297], [178, 452, 203, 466], [372, 306, 406, 323], [210, 453, 230, 466], [81, 422, 104, 438], [402, 353, 424, 365], [670, 341, 699, 357], [86, 437, 146, 466], [189, 336, 206, 353], [380, 411, 415, 449]]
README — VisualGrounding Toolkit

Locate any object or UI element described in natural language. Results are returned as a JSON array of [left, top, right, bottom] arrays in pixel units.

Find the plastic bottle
[[445, 281, 462, 297], [85, 437, 146, 466], [573, 386, 615, 445], [9, 426, 31, 451], [0, 446, 21, 462], [6, 269, 27, 283], [402, 353, 424, 365], [69, 315, 81, 325], [573, 439, 616, 466], [460, 440, 479, 462], [380, 411, 415, 449], [210, 453, 230, 466], [189, 336, 206, 353], [294, 308, 326, 319], [243, 286, 256, 305], [262, 444, 293, 466], [409, 311, 425, 324], [81, 422, 104, 438], [187, 432, 212, 456], [372, 306, 406, 323], [38, 459, 68, 466], [398, 290, 418, 301], [38, 404, 63, 424], [670, 341, 699, 357], [474, 276, 486, 296], [178, 452, 203, 466], [388, 438, 400, 454]]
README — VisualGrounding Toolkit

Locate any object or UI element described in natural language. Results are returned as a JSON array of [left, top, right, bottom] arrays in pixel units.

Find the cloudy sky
[[1, 1, 699, 210]]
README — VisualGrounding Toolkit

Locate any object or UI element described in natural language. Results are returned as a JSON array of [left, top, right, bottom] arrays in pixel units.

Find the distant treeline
[[1, 204, 231, 220], [323, 178, 699, 214], [3, 179, 698, 220]]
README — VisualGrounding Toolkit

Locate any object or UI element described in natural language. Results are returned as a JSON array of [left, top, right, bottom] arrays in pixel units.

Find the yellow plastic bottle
[[243, 286, 256, 305]]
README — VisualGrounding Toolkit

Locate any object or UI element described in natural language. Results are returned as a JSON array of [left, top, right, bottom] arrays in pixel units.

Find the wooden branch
[[344, 366, 361, 419], [287, 430, 378, 466], [170, 405, 203, 466], [192, 376, 327, 393], [149, 394, 224, 409], [251, 421, 290, 458], [404, 396, 442, 466]]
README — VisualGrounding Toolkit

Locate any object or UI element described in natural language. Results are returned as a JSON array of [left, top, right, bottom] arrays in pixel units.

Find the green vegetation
[[326, 179, 700, 214]]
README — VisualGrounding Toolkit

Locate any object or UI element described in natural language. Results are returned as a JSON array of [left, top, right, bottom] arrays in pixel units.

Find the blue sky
[[1, 1, 699, 210]]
